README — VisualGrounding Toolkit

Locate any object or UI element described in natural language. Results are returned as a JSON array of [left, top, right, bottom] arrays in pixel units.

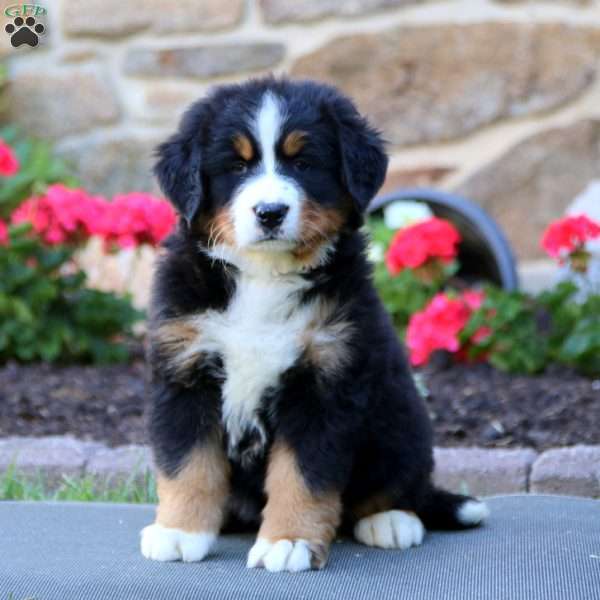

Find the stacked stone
[[3, 0, 600, 259]]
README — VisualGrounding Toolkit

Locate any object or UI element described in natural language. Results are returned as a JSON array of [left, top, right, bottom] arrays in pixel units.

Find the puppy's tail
[[416, 486, 490, 531]]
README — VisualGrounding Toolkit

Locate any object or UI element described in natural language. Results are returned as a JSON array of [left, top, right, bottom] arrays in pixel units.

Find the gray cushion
[[1, 495, 599, 599]]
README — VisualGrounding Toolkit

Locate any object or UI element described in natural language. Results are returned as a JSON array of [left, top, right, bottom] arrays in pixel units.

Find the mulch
[[0, 359, 598, 450]]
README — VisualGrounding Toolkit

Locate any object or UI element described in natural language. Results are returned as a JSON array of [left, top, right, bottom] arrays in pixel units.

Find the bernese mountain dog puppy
[[140, 77, 489, 572]]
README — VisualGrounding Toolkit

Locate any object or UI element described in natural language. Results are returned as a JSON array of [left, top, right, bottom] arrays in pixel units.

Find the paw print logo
[[5, 16, 45, 48]]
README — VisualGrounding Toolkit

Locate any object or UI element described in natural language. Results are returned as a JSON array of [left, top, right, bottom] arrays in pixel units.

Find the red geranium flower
[[541, 215, 600, 260], [0, 219, 8, 245], [95, 193, 177, 249], [406, 290, 488, 366], [12, 184, 106, 245], [0, 139, 19, 176], [385, 217, 461, 275]]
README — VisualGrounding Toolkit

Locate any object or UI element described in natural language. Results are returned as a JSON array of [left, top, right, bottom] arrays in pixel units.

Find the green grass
[[0, 464, 157, 504]]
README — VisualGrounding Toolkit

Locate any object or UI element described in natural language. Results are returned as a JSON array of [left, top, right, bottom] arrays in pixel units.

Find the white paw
[[247, 537, 317, 572], [457, 500, 490, 526], [140, 523, 216, 562], [354, 510, 425, 549]]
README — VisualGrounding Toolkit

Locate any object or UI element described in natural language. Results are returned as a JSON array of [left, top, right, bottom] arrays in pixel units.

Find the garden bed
[[0, 359, 597, 450]]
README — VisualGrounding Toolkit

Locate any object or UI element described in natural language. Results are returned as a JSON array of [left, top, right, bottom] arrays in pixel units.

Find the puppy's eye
[[294, 159, 310, 172], [230, 161, 248, 174]]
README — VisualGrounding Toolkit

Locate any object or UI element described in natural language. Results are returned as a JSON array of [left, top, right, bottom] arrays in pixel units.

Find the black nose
[[253, 202, 289, 230]]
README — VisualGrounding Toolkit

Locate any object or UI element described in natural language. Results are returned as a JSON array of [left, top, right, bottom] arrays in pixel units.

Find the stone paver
[[2, 436, 600, 498], [433, 447, 538, 497], [530, 445, 600, 497], [86, 444, 153, 486], [0, 436, 104, 486]]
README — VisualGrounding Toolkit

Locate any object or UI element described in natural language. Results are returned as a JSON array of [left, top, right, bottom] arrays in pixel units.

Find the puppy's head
[[155, 78, 387, 268]]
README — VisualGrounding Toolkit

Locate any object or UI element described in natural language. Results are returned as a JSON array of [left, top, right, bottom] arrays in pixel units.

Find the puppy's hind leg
[[352, 495, 426, 550]]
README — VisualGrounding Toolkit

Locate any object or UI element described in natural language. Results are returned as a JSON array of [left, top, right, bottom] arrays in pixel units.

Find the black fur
[[148, 77, 482, 534]]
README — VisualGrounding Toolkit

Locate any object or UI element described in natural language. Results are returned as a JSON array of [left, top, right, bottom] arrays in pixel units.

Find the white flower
[[383, 201, 433, 230]]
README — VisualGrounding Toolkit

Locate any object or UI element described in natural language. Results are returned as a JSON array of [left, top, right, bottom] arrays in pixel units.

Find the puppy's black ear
[[154, 103, 207, 224], [328, 95, 388, 217]]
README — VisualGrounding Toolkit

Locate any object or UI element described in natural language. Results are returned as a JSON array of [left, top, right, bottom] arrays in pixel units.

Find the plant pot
[[368, 187, 519, 290]]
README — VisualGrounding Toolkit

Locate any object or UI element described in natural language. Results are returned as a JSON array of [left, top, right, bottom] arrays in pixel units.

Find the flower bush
[[0, 223, 141, 363], [406, 290, 488, 366], [98, 192, 177, 249], [0, 131, 177, 364], [385, 217, 461, 274], [369, 207, 600, 376], [11, 185, 176, 249], [371, 214, 462, 333], [0, 139, 19, 176], [541, 214, 600, 271], [12, 185, 105, 245]]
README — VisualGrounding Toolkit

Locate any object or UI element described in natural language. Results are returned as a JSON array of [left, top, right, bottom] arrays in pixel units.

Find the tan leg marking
[[141, 439, 230, 562], [156, 440, 230, 533], [248, 442, 341, 570]]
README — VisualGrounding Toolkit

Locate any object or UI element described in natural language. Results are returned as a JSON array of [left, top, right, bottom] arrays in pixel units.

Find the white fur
[[140, 524, 216, 562], [247, 537, 313, 572], [456, 500, 490, 526], [354, 510, 425, 549], [231, 92, 303, 248], [179, 267, 315, 456]]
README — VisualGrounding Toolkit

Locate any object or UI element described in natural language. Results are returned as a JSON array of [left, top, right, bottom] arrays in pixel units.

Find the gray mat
[[0, 495, 599, 600]]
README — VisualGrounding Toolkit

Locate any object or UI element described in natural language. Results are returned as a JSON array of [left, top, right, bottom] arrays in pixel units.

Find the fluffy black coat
[[147, 77, 483, 541]]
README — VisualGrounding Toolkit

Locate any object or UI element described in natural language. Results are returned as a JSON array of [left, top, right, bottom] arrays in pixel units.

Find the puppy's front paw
[[247, 537, 327, 572], [354, 510, 425, 549], [140, 523, 216, 562]]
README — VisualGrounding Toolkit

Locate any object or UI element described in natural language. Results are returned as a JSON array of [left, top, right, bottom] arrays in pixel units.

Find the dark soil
[[0, 360, 598, 449], [0, 361, 149, 447], [423, 361, 600, 449]]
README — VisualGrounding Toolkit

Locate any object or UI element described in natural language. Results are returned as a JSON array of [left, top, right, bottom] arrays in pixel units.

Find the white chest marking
[[195, 272, 313, 455]]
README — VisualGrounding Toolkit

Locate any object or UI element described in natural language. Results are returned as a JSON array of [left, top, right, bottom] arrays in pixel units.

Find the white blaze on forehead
[[253, 92, 284, 174], [230, 91, 303, 249]]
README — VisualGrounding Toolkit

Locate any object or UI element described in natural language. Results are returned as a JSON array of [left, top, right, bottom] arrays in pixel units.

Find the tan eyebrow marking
[[282, 130, 307, 157], [232, 133, 254, 161]]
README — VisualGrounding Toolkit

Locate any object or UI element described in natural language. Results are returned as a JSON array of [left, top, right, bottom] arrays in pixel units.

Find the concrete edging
[[1, 436, 599, 498]]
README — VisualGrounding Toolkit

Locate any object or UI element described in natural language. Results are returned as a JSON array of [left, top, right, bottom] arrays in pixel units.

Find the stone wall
[[4, 0, 600, 259]]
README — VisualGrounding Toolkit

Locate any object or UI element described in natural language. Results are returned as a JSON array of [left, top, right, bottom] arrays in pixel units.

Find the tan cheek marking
[[206, 207, 236, 247], [302, 300, 354, 376], [151, 317, 203, 381], [259, 442, 341, 568], [282, 130, 307, 157], [156, 440, 230, 534], [233, 133, 254, 161], [294, 200, 346, 262]]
